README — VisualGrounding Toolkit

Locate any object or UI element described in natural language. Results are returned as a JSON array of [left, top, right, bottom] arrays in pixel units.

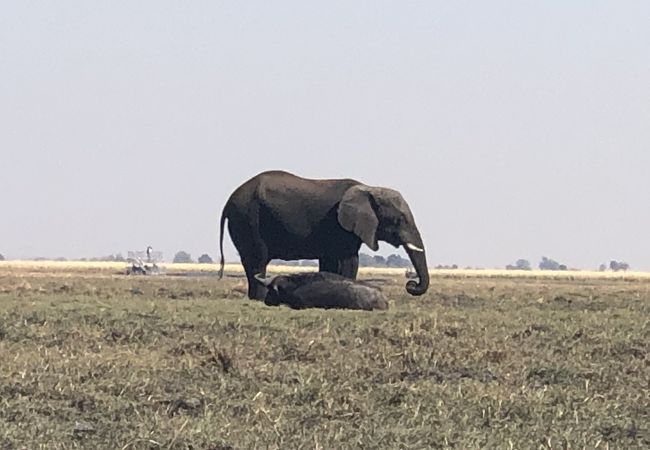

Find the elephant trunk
[[404, 242, 429, 296]]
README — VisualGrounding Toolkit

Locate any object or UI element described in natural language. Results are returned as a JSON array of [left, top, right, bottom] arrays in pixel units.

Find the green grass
[[0, 268, 648, 449]]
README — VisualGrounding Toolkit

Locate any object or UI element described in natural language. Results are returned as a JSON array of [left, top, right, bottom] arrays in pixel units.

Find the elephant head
[[254, 273, 285, 306], [337, 185, 429, 296]]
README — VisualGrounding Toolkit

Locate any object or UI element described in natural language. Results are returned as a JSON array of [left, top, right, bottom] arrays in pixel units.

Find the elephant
[[254, 272, 389, 311], [218, 170, 429, 300]]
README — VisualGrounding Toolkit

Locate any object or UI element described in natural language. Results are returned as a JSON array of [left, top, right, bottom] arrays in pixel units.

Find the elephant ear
[[337, 186, 379, 251]]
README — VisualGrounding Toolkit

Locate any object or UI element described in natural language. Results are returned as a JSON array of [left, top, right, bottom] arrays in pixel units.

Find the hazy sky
[[2, 2, 649, 269]]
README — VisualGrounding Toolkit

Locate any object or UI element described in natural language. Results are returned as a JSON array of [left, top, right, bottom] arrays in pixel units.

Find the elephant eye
[[275, 281, 290, 294]]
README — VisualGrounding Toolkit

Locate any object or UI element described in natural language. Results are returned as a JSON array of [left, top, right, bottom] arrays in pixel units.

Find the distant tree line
[[21, 251, 219, 264], [505, 257, 568, 271], [172, 252, 214, 264], [506, 257, 632, 272], [434, 264, 459, 270], [79, 254, 126, 262], [7, 249, 632, 272], [271, 253, 413, 268], [358, 253, 412, 268], [26, 251, 217, 264], [270, 259, 318, 267]]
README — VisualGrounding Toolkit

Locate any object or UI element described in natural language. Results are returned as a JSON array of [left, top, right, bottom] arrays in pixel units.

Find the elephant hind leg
[[240, 242, 269, 300], [243, 260, 268, 300], [227, 212, 269, 300]]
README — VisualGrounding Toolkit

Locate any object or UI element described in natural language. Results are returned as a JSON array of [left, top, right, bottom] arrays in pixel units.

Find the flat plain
[[0, 261, 648, 449]]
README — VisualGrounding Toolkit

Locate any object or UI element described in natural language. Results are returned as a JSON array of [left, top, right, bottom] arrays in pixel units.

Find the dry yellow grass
[[1, 260, 650, 281]]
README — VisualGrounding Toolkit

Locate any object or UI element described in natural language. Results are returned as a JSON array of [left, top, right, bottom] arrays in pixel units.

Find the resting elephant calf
[[254, 272, 389, 311]]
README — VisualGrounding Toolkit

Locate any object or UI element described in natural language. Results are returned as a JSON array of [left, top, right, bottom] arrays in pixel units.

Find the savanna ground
[[0, 262, 648, 449]]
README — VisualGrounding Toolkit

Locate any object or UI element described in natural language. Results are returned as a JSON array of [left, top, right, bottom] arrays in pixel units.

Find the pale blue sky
[[1, 2, 649, 269]]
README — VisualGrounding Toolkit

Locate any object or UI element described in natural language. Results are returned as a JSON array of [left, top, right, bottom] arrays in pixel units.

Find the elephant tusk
[[405, 243, 424, 252]]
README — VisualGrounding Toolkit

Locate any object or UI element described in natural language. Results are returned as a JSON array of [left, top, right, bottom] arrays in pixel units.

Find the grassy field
[[0, 262, 648, 449]]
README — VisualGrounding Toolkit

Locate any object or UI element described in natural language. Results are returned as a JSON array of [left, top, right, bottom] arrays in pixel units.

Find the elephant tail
[[218, 206, 228, 279]]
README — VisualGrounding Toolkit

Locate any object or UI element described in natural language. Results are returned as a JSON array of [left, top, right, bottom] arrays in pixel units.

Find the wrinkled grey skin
[[254, 272, 389, 311], [218, 170, 429, 300]]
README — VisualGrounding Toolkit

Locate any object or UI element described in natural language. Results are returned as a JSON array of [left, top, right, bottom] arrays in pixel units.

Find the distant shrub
[[198, 254, 213, 264], [386, 254, 411, 268], [609, 260, 630, 272], [0, 254, 4, 261], [173, 251, 193, 264], [372, 255, 386, 266], [359, 253, 374, 267], [506, 259, 532, 270], [539, 257, 566, 271]]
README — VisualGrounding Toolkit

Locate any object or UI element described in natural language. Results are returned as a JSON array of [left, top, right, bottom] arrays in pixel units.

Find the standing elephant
[[218, 170, 429, 300]]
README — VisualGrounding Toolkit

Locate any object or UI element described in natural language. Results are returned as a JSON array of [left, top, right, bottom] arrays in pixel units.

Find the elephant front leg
[[339, 255, 359, 279], [320, 255, 359, 279], [319, 257, 339, 274]]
